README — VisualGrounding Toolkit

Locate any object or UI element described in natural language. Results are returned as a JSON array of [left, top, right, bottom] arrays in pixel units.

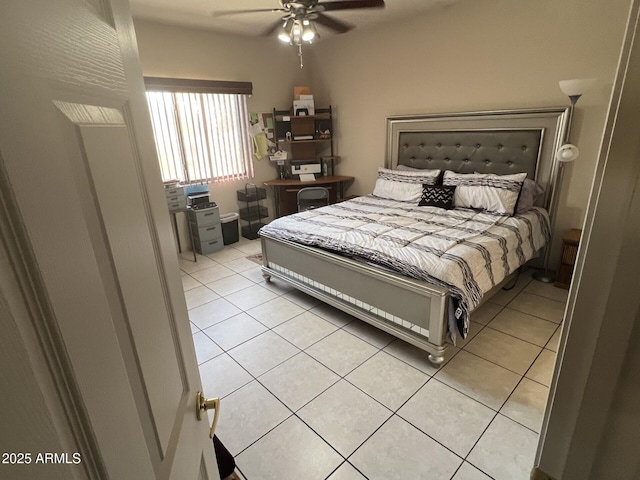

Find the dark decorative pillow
[[419, 185, 456, 209]]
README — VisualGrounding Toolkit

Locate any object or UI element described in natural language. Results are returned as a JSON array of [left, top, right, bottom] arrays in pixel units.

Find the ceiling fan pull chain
[[298, 44, 304, 69]]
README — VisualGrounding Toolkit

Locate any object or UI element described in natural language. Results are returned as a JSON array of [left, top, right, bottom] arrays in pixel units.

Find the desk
[[264, 175, 354, 217]]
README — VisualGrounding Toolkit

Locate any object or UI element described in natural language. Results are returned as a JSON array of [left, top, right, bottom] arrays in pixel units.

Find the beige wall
[[307, 0, 630, 266], [536, 1, 640, 475], [133, 19, 311, 243], [134, 0, 630, 263]]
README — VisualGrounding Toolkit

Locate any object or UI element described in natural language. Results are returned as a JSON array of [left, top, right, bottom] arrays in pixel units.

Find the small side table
[[554, 228, 581, 289]]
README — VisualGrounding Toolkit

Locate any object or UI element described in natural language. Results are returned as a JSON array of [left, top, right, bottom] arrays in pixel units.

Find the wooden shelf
[[277, 138, 332, 144], [274, 114, 332, 121], [273, 105, 334, 166]]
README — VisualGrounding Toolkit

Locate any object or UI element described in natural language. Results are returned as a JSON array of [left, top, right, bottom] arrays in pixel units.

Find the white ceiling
[[129, 0, 459, 39]]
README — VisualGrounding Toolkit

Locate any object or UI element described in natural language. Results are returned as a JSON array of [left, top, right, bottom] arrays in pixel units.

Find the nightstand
[[555, 228, 581, 289]]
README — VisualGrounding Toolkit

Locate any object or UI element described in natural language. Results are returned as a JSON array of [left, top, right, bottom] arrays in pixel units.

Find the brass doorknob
[[196, 391, 220, 438]]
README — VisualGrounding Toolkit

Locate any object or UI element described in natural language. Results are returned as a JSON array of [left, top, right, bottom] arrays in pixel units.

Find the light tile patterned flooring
[[179, 237, 566, 480]]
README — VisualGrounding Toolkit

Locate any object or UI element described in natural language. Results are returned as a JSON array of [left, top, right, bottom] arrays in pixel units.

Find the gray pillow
[[516, 178, 544, 214]]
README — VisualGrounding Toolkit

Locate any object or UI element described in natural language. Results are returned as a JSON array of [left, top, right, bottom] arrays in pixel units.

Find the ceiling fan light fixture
[[291, 20, 303, 44], [278, 18, 293, 42], [301, 19, 317, 42]]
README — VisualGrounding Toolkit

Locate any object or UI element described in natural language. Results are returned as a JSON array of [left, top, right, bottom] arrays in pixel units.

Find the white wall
[[307, 0, 630, 267]]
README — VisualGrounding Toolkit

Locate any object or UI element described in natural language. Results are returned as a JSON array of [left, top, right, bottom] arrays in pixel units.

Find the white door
[[0, 1, 221, 479]]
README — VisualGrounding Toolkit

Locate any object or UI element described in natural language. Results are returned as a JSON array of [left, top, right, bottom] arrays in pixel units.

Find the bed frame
[[261, 108, 569, 366]]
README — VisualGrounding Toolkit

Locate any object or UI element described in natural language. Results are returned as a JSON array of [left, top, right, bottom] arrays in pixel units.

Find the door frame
[[535, 0, 640, 477]]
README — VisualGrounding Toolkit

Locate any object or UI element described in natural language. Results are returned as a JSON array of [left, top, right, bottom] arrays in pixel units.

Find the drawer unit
[[188, 205, 223, 255], [165, 186, 186, 212], [188, 206, 220, 227], [194, 235, 224, 255], [190, 222, 222, 243]]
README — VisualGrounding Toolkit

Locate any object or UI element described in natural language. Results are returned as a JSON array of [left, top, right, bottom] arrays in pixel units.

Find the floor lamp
[[533, 78, 595, 283]]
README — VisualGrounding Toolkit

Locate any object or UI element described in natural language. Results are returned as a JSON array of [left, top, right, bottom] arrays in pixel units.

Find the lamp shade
[[559, 78, 596, 97], [301, 20, 317, 42], [556, 143, 580, 162], [278, 19, 293, 42]]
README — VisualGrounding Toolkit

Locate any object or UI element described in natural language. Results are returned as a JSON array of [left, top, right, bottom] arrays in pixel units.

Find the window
[[144, 77, 254, 184]]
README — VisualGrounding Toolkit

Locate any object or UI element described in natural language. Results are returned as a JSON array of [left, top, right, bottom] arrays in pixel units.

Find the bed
[[259, 108, 570, 366]]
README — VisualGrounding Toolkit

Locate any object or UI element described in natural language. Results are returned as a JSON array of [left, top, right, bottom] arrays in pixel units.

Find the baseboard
[[530, 466, 557, 480]]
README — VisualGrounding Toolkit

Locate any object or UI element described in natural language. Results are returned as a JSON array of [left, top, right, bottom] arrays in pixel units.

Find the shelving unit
[[237, 184, 268, 240], [272, 106, 335, 168], [555, 228, 581, 289]]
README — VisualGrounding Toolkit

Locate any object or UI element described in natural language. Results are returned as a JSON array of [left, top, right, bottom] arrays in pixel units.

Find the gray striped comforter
[[260, 196, 550, 341]]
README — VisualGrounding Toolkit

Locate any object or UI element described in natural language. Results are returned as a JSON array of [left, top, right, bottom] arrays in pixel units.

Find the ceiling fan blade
[[316, 0, 385, 12], [314, 13, 353, 33], [212, 8, 287, 18]]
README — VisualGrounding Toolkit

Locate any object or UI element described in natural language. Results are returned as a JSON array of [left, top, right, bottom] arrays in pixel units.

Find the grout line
[[454, 362, 538, 478], [257, 351, 342, 413], [190, 241, 550, 479], [456, 340, 549, 378], [430, 351, 548, 428], [476, 323, 553, 349], [302, 335, 380, 378], [544, 324, 562, 352], [491, 305, 564, 330], [506, 305, 564, 324]]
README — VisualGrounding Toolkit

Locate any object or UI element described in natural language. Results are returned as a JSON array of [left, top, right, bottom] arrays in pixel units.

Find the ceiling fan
[[213, 0, 386, 39], [213, 1, 385, 67]]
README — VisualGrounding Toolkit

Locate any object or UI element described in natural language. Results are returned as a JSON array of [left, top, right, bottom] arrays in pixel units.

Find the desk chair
[[297, 187, 330, 212]]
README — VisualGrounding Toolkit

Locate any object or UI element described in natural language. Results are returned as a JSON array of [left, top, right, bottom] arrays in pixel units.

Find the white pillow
[[443, 170, 527, 215], [373, 167, 440, 203]]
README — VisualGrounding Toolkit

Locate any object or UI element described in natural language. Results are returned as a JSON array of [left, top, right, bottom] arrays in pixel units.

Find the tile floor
[[179, 237, 567, 480]]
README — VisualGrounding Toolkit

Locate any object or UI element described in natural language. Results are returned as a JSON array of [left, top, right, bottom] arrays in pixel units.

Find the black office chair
[[297, 187, 330, 212]]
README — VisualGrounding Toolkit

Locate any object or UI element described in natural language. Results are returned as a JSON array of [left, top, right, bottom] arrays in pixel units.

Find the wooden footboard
[[260, 233, 450, 365]]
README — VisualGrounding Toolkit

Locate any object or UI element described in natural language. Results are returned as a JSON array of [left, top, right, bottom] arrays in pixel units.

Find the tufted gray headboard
[[386, 108, 570, 210], [396, 130, 541, 178]]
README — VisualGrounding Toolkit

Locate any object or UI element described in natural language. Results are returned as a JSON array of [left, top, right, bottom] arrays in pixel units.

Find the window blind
[[145, 78, 254, 184]]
